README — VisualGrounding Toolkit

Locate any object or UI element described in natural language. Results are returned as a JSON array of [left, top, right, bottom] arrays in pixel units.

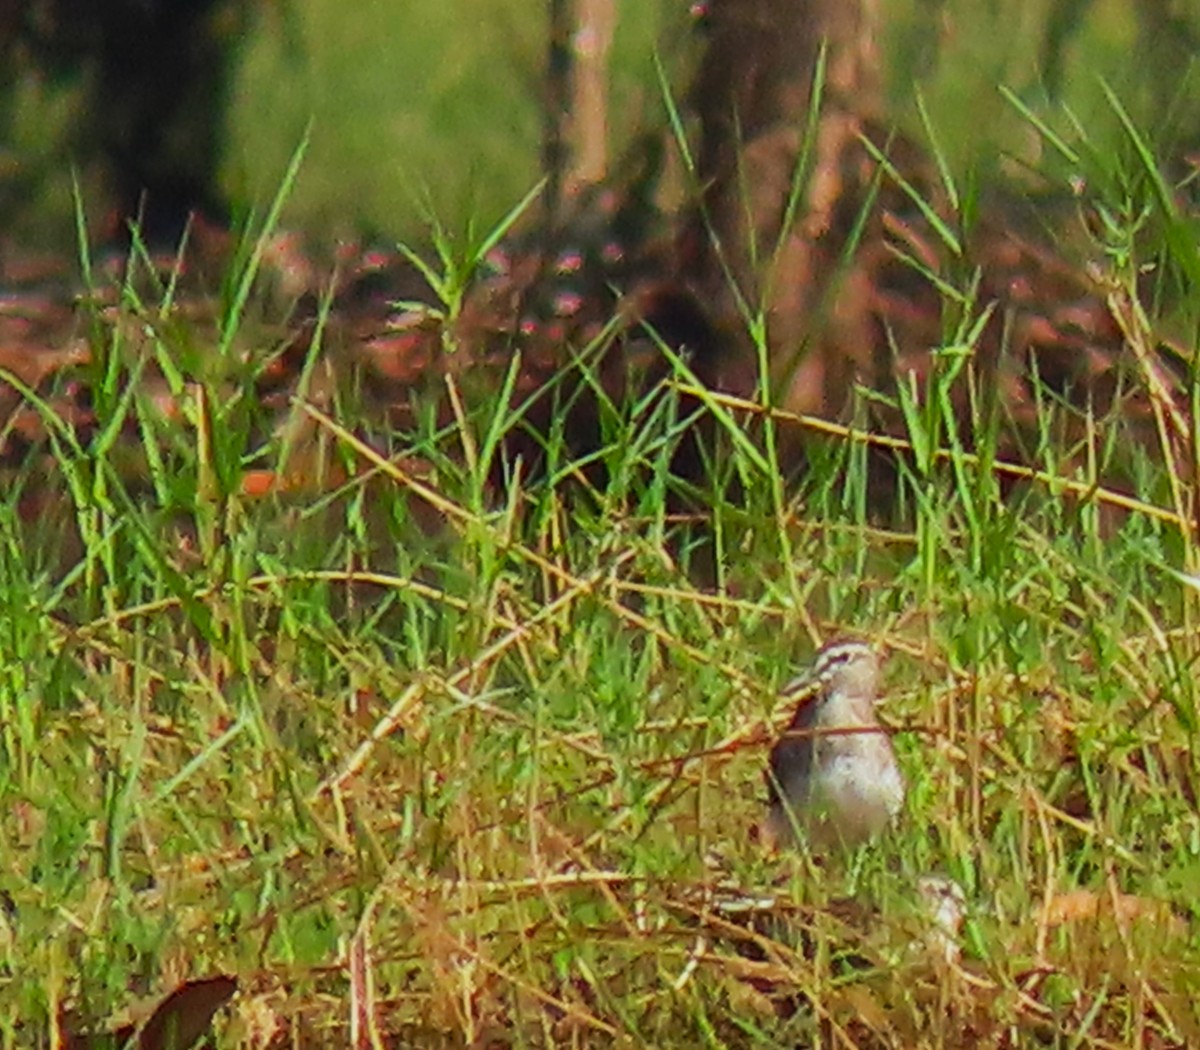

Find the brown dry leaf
[[136, 976, 238, 1050], [1043, 889, 1175, 928], [0, 340, 89, 386], [64, 975, 237, 1050]]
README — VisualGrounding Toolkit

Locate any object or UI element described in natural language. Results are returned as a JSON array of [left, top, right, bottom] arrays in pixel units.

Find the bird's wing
[[765, 695, 818, 804]]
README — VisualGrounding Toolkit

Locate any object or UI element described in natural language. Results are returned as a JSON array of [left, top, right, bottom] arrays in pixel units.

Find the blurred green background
[[222, 0, 689, 239], [3, 0, 1200, 251]]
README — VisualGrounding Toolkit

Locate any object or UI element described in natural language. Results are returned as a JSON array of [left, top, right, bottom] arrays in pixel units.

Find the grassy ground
[[4, 5, 1200, 1048], [3, 135, 1200, 1046]]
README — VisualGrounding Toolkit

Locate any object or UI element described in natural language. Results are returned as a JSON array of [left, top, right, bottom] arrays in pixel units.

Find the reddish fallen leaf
[[239, 461, 352, 498], [0, 340, 89, 387], [240, 469, 282, 498], [361, 327, 438, 385]]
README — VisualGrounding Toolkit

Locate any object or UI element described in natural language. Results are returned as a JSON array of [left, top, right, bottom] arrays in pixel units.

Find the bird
[[765, 639, 905, 849], [914, 873, 967, 965]]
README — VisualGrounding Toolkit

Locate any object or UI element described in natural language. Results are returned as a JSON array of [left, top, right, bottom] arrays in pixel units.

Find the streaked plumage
[[766, 640, 904, 847]]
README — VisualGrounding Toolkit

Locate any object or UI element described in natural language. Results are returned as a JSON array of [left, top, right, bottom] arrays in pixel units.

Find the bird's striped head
[[782, 638, 881, 705]]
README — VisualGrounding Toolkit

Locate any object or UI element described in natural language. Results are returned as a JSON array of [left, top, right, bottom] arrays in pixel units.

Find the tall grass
[[4, 87, 1200, 1050]]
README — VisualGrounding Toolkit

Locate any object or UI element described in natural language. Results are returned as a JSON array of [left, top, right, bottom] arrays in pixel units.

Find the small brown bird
[[766, 640, 905, 848]]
